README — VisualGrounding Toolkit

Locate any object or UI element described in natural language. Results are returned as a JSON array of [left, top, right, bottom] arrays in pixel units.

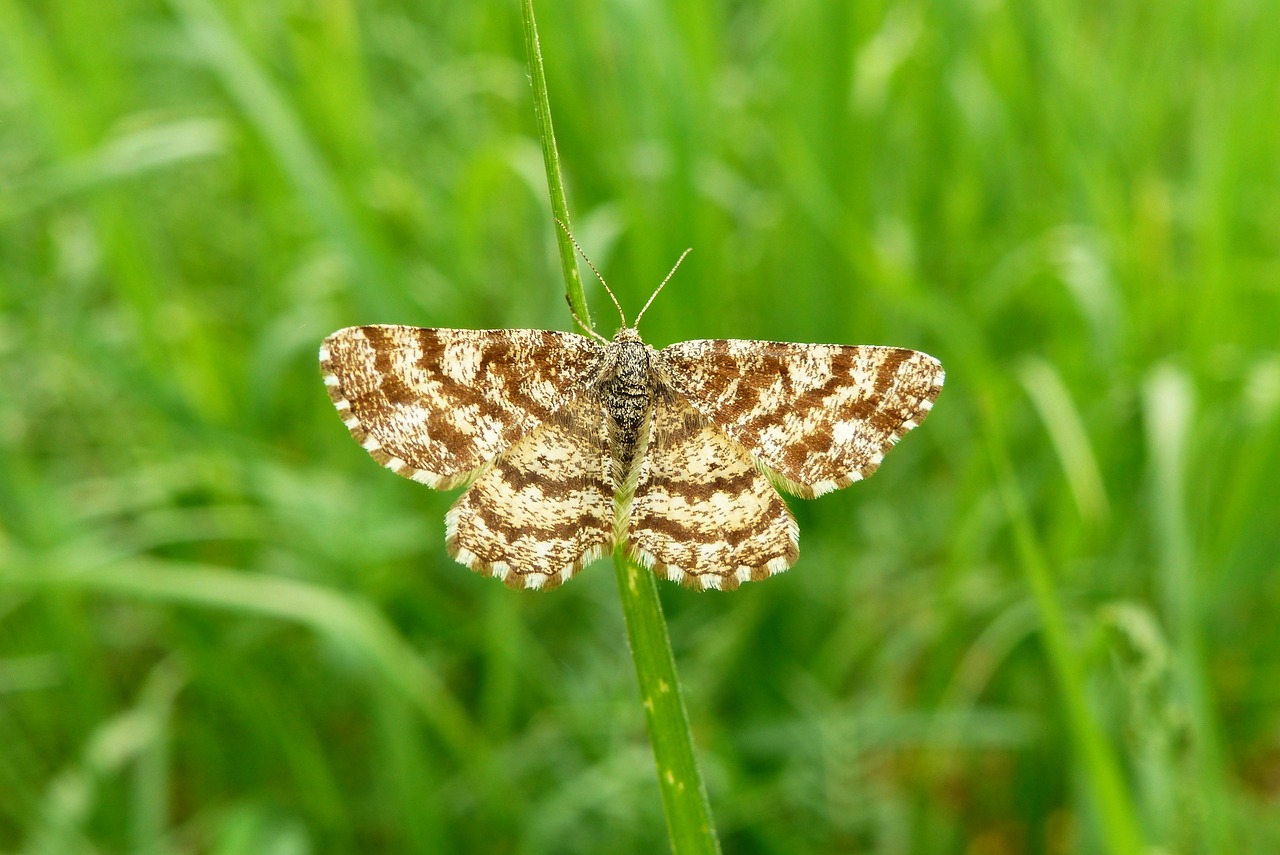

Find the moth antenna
[[564, 294, 609, 344], [554, 217, 627, 328], [634, 247, 691, 328]]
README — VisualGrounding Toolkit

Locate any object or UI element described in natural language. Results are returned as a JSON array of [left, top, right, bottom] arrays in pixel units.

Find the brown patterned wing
[[657, 340, 944, 498], [445, 392, 614, 589], [321, 326, 604, 489], [626, 389, 798, 590]]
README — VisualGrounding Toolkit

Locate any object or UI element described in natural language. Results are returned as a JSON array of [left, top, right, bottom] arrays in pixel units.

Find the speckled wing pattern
[[627, 389, 798, 591], [444, 392, 614, 590], [658, 340, 945, 499], [320, 326, 603, 489], [321, 324, 943, 591]]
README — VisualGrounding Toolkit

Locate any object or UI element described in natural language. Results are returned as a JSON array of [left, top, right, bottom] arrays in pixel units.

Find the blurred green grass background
[[3, 0, 1280, 852]]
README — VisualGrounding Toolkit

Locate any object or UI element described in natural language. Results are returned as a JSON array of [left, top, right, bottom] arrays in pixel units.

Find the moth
[[320, 244, 943, 591]]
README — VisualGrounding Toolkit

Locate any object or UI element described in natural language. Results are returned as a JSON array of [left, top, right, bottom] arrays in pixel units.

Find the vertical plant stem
[[520, 0, 591, 337], [519, 2, 721, 852], [612, 546, 722, 854]]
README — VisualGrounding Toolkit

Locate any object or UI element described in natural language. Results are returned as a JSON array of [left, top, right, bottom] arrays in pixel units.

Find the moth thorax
[[601, 341, 656, 466], [610, 340, 653, 394]]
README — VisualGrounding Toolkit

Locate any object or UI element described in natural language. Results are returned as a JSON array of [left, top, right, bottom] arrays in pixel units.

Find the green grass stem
[[520, 0, 591, 338], [520, 2, 721, 851], [610, 547, 722, 854]]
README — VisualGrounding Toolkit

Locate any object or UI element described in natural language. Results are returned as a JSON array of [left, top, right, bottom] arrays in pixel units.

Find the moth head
[[613, 326, 642, 343]]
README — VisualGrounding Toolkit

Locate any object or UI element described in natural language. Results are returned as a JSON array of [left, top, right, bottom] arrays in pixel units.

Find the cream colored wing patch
[[626, 389, 798, 590], [445, 393, 615, 589], [657, 340, 944, 497], [321, 326, 604, 489]]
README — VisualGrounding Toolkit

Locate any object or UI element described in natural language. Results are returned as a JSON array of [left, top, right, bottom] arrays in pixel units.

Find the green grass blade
[[520, 2, 721, 851], [982, 394, 1146, 855], [1019, 357, 1111, 527], [2, 557, 483, 763], [167, 0, 397, 309], [1144, 366, 1233, 851]]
